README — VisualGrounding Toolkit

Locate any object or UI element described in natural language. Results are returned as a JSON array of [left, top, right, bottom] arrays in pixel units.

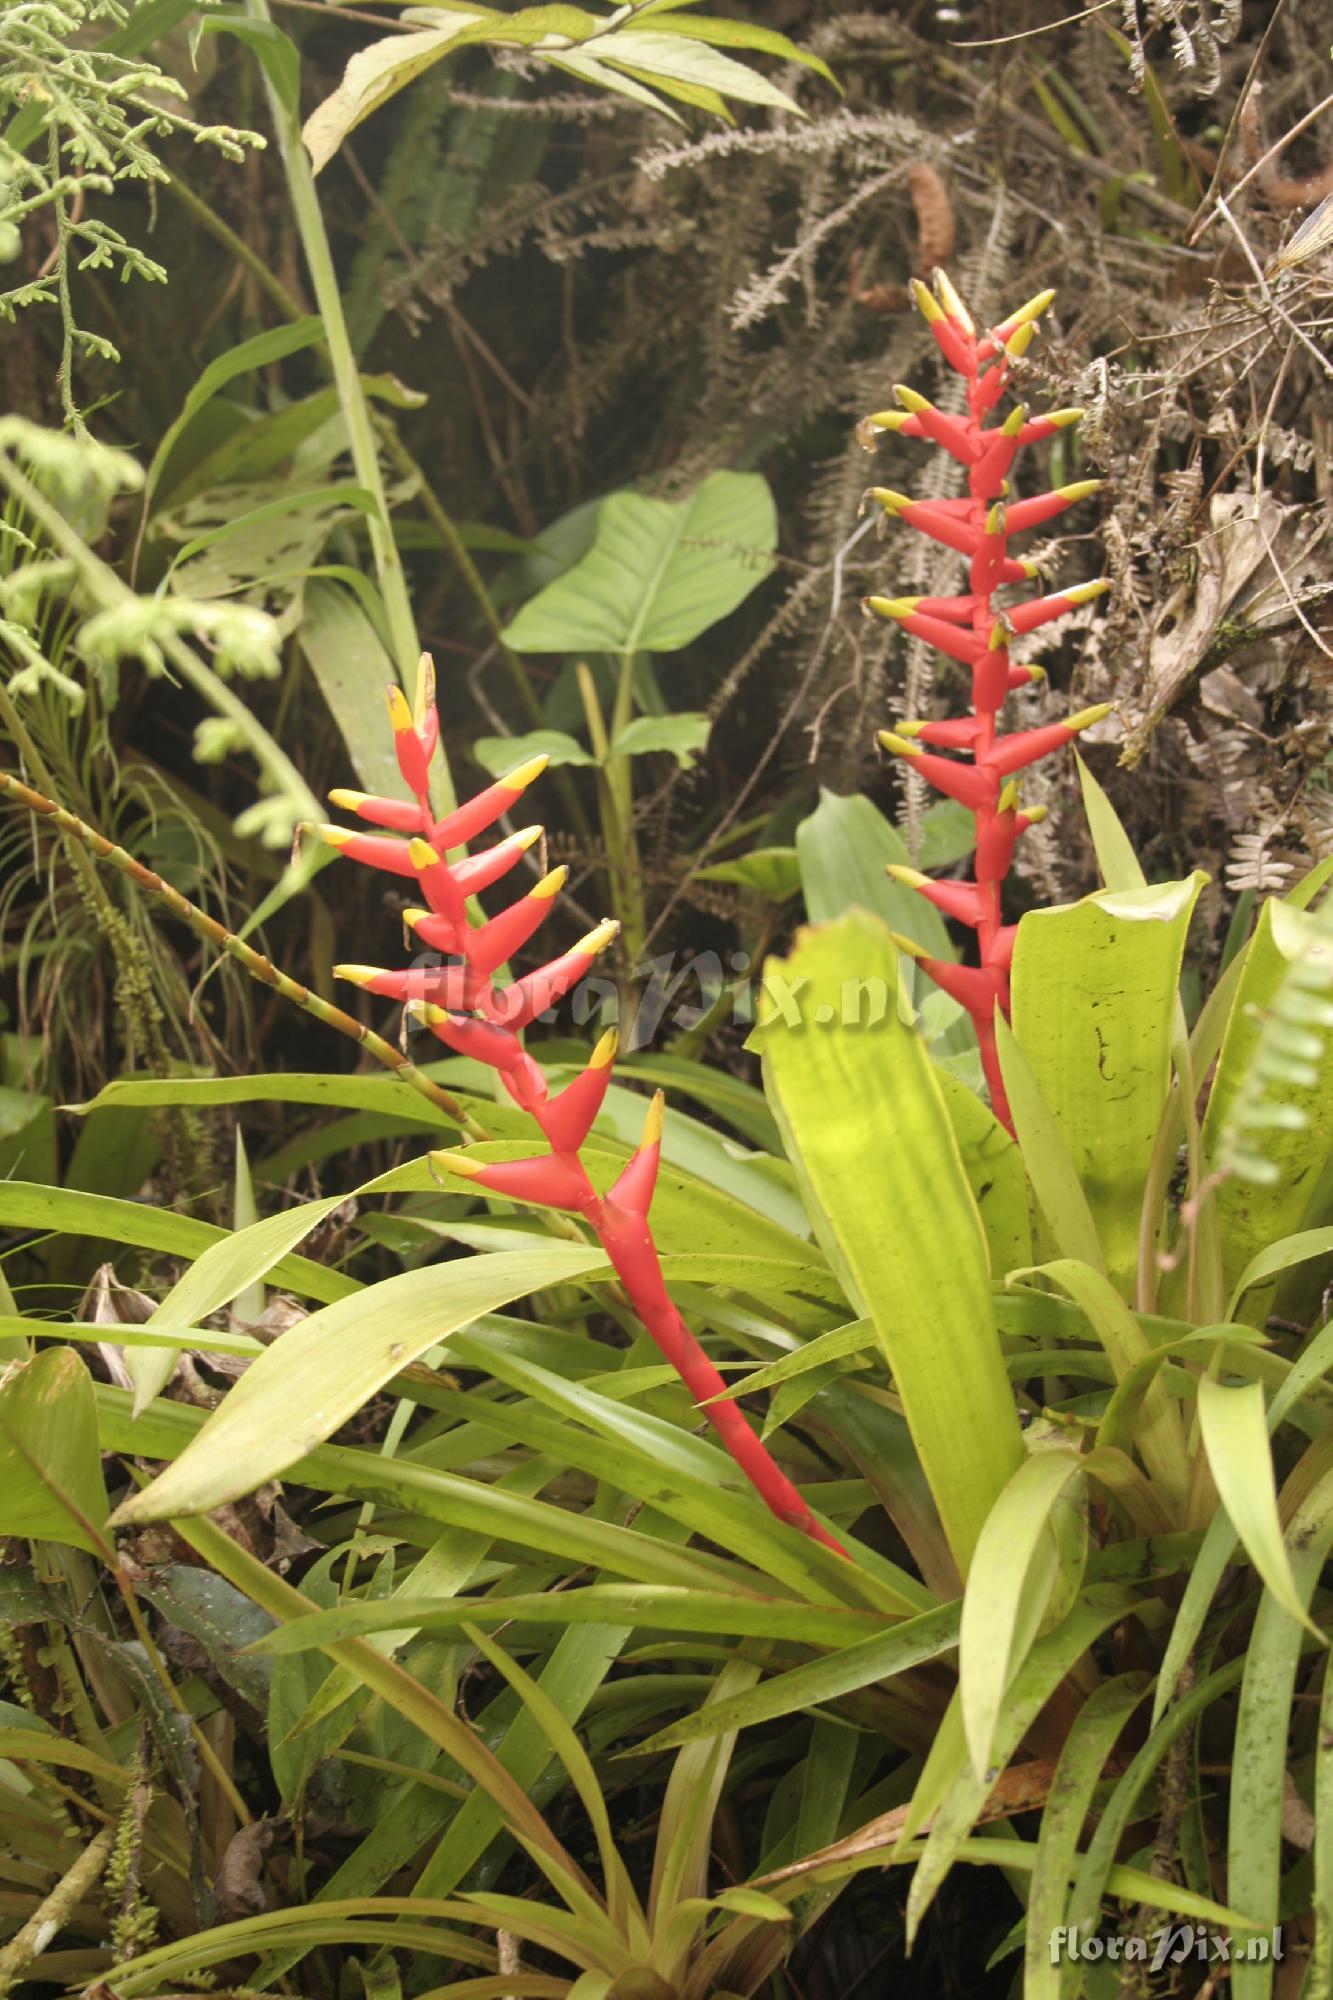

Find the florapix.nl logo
[[1049, 1925, 1283, 1971]]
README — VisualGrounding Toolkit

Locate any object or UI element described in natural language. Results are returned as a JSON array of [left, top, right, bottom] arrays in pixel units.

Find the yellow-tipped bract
[[910, 277, 945, 323], [1066, 703, 1113, 732], [887, 930, 928, 961], [590, 1027, 619, 1070], [505, 754, 550, 791], [575, 919, 621, 957], [934, 268, 975, 332], [886, 863, 931, 889], [878, 730, 923, 759]]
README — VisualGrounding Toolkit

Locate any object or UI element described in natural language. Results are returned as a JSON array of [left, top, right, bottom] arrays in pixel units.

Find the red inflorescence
[[860, 271, 1110, 1135], [304, 660, 845, 1557]]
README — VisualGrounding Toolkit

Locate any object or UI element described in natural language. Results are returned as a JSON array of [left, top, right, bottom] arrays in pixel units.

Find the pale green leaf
[[1010, 874, 1206, 1295], [112, 1243, 609, 1521], [1197, 1376, 1320, 1638], [0, 1348, 109, 1554], [759, 914, 1023, 1582], [959, 1448, 1086, 1780], [471, 729, 595, 776], [501, 473, 776, 654], [609, 712, 709, 767]]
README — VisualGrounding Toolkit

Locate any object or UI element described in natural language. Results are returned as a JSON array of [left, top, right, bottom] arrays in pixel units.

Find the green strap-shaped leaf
[[111, 1243, 610, 1522], [759, 911, 1023, 1578], [0, 1348, 109, 1554], [1205, 895, 1333, 1309], [959, 1448, 1087, 1779], [1227, 1464, 1333, 2000], [1023, 1672, 1152, 2000], [905, 1589, 1141, 1942], [1197, 1376, 1322, 1637], [1007, 1258, 1188, 1513], [1010, 873, 1206, 1297], [752, 916, 1020, 1584]]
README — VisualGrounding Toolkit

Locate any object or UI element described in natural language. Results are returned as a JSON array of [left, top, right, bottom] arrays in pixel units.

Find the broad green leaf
[[959, 1449, 1086, 1780], [0, 1182, 357, 1305], [994, 1013, 1105, 1273], [1197, 1376, 1319, 1637], [501, 473, 776, 654], [694, 847, 801, 902], [591, 29, 800, 113], [471, 730, 595, 776], [254, 1585, 888, 1653], [0, 1349, 109, 1554], [933, 1069, 1031, 1276], [303, 15, 494, 174], [99, 1386, 742, 1591], [1227, 1465, 1333, 2000], [1205, 897, 1333, 1303], [1010, 873, 1206, 1295], [906, 1590, 1140, 1941], [795, 789, 952, 961], [70, 1070, 455, 1128], [112, 1243, 608, 1521], [1075, 751, 1145, 892], [610, 711, 709, 767], [1023, 1673, 1152, 2000], [758, 912, 1023, 1578], [1153, 1315, 1333, 1726], [1008, 1259, 1188, 1510], [299, 579, 403, 799], [1228, 1225, 1333, 1320], [127, 1190, 353, 1412], [146, 318, 325, 508], [618, 11, 837, 88]]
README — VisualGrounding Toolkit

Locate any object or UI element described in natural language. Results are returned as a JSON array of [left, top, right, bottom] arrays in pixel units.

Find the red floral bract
[[306, 661, 845, 1557], [861, 271, 1110, 1134]]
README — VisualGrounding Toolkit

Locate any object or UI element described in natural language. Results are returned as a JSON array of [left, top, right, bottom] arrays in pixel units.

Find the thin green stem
[[165, 167, 305, 321], [240, 0, 459, 813]]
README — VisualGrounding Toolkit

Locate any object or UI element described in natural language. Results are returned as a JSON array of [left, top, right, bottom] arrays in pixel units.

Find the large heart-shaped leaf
[[501, 472, 776, 655]]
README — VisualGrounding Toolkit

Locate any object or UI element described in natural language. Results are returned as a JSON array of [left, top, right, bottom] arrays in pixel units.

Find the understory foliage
[[1, 3, 1333, 1998]]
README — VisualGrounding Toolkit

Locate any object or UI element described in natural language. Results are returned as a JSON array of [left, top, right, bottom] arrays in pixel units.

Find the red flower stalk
[[304, 661, 844, 1557], [860, 272, 1110, 1134]]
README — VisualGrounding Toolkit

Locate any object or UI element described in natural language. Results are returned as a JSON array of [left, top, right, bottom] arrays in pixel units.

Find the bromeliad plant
[[306, 660, 844, 1555], [859, 270, 1110, 1131]]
